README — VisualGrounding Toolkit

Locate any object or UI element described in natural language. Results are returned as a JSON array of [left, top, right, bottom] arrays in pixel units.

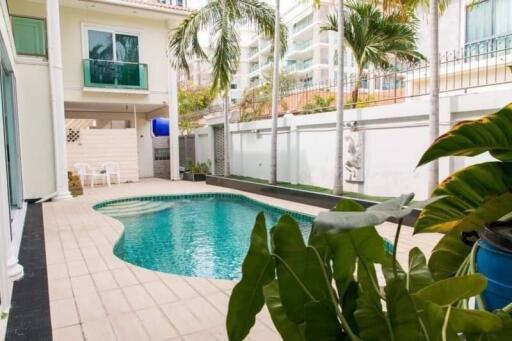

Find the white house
[[0, 0, 188, 324]]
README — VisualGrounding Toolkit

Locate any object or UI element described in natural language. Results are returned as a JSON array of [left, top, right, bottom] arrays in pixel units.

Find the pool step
[[97, 200, 173, 218]]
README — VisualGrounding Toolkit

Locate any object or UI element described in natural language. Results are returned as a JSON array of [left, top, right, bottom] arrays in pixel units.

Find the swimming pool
[[94, 193, 314, 280]]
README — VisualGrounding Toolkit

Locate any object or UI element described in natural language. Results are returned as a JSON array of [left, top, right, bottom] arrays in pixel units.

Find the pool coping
[[205, 175, 421, 227]]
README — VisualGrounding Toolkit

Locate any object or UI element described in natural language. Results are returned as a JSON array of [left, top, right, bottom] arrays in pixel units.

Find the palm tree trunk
[[333, 0, 345, 195], [269, 0, 280, 185], [223, 91, 231, 177], [428, 0, 439, 193], [352, 66, 363, 108]]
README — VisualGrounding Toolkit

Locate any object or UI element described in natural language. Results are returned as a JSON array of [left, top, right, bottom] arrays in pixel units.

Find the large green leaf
[[449, 308, 503, 333], [385, 278, 423, 340], [417, 103, 512, 166], [227, 213, 275, 341], [466, 311, 512, 341], [414, 300, 459, 341], [414, 162, 512, 234], [263, 280, 305, 341], [315, 194, 441, 234], [407, 247, 434, 293], [414, 274, 487, 306], [341, 280, 359, 336], [304, 301, 344, 341], [428, 231, 471, 280], [271, 215, 308, 323]]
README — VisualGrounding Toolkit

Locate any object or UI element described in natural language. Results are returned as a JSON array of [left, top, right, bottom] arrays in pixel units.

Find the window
[[230, 83, 237, 89], [11, 16, 46, 57], [154, 148, 170, 161], [466, 0, 512, 43], [84, 27, 147, 89]]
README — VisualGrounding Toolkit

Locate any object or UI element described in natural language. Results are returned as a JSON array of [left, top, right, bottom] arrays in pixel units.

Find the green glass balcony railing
[[83, 59, 148, 90]]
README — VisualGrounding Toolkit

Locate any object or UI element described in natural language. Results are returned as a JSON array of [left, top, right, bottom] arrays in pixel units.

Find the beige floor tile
[[53, 324, 84, 341], [67, 259, 89, 277], [122, 284, 156, 310], [85, 257, 109, 274], [49, 277, 73, 301], [130, 266, 160, 283], [109, 312, 150, 341], [82, 319, 116, 341], [47, 262, 69, 280], [100, 289, 132, 315], [64, 248, 84, 262], [92, 271, 118, 292], [50, 298, 79, 328], [137, 307, 179, 340], [75, 292, 107, 322], [160, 276, 198, 300], [143, 280, 178, 304], [183, 296, 224, 329], [112, 267, 139, 287], [161, 301, 204, 335], [70, 274, 97, 297], [184, 277, 220, 296]]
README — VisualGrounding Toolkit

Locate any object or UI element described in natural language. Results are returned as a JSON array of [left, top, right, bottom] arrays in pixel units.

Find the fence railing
[[193, 35, 512, 123]]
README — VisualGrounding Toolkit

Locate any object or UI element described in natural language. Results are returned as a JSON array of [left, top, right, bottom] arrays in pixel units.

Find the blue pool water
[[94, 193, 313, 280]]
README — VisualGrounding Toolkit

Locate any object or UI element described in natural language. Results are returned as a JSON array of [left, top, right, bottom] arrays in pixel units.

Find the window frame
[[465, 0, 512, 44], [81, 24, 142, 64], [11, 15, 47, 58]]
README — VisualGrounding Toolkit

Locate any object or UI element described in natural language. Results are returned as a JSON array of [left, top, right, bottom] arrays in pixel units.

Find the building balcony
[[82, 59, 148, 90]]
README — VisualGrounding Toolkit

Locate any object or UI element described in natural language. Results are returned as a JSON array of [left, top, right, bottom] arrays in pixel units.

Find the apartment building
[[184, 26, 256, 105], [247, 0, 358, 89], [0, 0, 188, 322]]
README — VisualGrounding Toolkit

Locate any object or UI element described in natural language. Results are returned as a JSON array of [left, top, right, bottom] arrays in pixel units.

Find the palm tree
[[169, 0, 285, 177], [269, 0, 281, 185], [334, 0, 345, 195], [322, 0, 425, 107]]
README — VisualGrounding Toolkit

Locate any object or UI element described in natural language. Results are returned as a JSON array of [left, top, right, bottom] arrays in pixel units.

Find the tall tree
[[333, 0, 345, 195], [269, 0, 281, 185], [322, 0, 424, 106], [169, 0, 285, 177]]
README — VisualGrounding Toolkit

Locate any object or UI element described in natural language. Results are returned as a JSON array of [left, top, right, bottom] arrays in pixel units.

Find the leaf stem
[[468, 242, 486, 311], [502, 302, 512, 313], [442, 305, 452, 341], [392, 218, 404, 278], [271, 253, 318, 302], [309, 247, 361, 341]]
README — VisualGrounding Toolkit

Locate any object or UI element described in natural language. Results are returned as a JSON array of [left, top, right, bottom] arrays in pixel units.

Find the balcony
[[83, 59, 148, 90]]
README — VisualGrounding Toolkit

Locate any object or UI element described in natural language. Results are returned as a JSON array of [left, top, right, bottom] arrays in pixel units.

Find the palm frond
[[168, 1, 221, 75], [210, 7, 240, 95], [237, 0, 288, 55]]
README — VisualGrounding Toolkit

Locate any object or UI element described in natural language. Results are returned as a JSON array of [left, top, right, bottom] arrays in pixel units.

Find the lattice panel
[[67, 128, 80, 143]]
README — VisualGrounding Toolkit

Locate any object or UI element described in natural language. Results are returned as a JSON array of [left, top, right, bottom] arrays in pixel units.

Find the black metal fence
[[195, 35, 512, 122], [191, 35, 512, 121]]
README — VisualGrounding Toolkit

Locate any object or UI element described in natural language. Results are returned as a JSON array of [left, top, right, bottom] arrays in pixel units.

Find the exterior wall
[[197, 88, 512, 200], [15, 62, 56, 198], [67, 128, 139, 182], [59, 6, 170, 105]]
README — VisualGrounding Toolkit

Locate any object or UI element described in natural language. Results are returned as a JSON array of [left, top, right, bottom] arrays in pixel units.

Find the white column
[[0, 115, 13, 312], [168, 66, 180, 180], [47, 0, 71, 200]]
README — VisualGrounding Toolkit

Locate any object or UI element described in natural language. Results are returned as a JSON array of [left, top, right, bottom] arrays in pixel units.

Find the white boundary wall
[[67, 128, 139, 183], [195, 89, 512, 200]]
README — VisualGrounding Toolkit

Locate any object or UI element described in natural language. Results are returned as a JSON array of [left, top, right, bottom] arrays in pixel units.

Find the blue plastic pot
[[475, 222, 512, 312], [152, 118, 169, 137]]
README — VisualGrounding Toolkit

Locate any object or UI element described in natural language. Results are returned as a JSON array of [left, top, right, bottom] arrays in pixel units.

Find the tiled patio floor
[[43, 179, 441, 340]]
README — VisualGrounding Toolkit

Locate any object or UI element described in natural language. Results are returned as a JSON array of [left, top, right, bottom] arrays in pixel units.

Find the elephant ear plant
[[415, 103, 512, 287], [226, 194, 510, 340]]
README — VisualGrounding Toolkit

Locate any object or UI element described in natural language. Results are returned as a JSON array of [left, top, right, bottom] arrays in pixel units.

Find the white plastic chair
[[74, 162, 108, 188], [102, 161, 121, 185]]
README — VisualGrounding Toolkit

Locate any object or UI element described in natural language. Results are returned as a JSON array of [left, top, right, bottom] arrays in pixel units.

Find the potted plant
[[226, 195, 512, 340], [183, 160, 211, 182], [415, 103, 512, 312], [225, 103, 512, 340]]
